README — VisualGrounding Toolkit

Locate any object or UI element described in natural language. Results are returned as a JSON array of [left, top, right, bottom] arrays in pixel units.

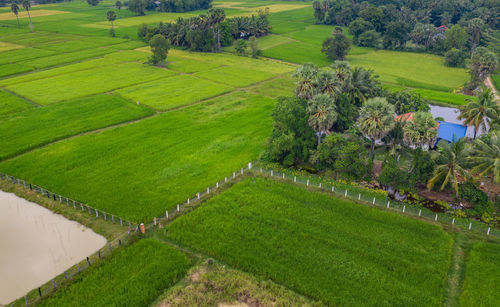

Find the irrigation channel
[[0, 190, 106, 305]]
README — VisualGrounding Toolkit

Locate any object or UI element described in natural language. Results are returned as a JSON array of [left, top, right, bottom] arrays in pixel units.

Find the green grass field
[[459, 242, 500, 306], [167, 177, 453, 306], [0, 92, 274, 222], [116, 75, 233, 110], [6, 63, 176, 104], [0, 90, 34, 117], [0, 94, 153, 160], [39, 239, 191, 307]]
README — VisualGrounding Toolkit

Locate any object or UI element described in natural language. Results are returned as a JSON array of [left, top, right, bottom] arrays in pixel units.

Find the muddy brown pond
[[0, 190, 106, 305]]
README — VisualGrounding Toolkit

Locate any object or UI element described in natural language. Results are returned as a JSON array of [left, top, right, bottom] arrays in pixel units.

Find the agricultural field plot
[[459, 242, 500, 306], [167, 178, 453, 306], [194, 66, 276, 87], [0, 90, 34, 118], [0, 9, 69, 21], [38, 239, 191, 307], [0, 50, 148, 87], [116, 74, 233, 110], [0, 94, 153, 160], [5, 62, 176, 105], [0, 42, 23, 52], [247, 76, 295, 98], [0, 92, 275, 222]]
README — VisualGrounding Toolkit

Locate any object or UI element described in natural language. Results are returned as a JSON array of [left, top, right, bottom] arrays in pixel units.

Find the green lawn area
[[459, 242, 500, 306], [0, 90, 35, 118], [167, 177, 453, 306], [38, 239, 191, 307], [116, 74, 233, 110], [0, 92, 275, 222], [6, 63, 176, 105], [0, 94, 152, 160]]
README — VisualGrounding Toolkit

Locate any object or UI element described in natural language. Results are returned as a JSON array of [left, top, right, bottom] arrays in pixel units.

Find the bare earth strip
[[0, 10, 70, 21]]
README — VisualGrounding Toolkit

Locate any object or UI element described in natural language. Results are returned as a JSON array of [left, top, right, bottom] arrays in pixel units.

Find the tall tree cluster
[[312, 0, 499, 57], [138, 8, 270, 52], [128, 0, 212, 15]]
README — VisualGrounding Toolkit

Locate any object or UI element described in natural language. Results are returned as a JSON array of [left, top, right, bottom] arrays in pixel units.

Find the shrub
[[445, 48, 467, 67]]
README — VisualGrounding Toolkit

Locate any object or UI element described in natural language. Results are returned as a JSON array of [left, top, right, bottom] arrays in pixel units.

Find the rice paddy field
[[1, 0, 499, 305], [459, 242, 500, 306], [38, 239, 192, 307], [167, 177, 454, 306]]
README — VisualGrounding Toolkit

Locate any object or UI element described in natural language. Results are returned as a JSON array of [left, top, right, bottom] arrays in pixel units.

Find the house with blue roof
[[434, 120, 468, 146]]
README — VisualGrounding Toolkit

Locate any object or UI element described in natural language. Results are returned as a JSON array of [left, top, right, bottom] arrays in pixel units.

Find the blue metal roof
[[436, 121, 467, 143]]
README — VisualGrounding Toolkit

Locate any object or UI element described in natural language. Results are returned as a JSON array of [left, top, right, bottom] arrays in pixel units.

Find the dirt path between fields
[[485, 76, 499, 101]]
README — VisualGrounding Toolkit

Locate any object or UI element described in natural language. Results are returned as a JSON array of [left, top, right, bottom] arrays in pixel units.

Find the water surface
[[0, 191, 106, 305]]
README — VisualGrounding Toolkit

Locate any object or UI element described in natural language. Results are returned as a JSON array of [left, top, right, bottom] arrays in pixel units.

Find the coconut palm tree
[[10, 2, 20, 28], [22, 0, 32, 31], [307, 94, 337, 145], [469, 131, 500, 183], [458, 87, 499, 138], [356, 97, 395, 158], [427, 138, 472, 196], [350, 66, 381, 105], [292, 63, 319, 99]]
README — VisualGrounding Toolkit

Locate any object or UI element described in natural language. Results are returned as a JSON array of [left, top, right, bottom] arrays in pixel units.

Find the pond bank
[[0, 191, 106, 305]]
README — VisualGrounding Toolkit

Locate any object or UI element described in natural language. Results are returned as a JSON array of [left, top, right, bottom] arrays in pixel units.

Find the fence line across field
[[0, 172, 140, 306], [148, 163, 253, 229], [251, 166, 499, 239], [0, 172, 137, 230]]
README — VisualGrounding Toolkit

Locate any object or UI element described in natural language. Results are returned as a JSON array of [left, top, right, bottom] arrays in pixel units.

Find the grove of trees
[[265, 62, 500, 223], [138, 8, 270, 52], [128, 0, 212, 14]]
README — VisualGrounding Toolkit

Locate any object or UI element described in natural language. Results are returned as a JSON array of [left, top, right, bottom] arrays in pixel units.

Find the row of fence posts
[[148, 163, 254, 230], [261, 168, 494, 237], [0, 172, 137, 306]]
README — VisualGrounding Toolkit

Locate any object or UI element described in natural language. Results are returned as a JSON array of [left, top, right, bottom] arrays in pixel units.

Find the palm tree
[[469, 131, 500, 184], [403, 111, 438, 148], [427, 138, 472, 196], [307, 94, 337, 145], [350, 66, 380, 104], [313, 70, 338, 98], [207, 8, 225, 52], [458, 88, 499, 138], [292, 63, 319, 99], [10, 2, 20, 28], [107, 10, 116, 31], [22, 0, 32, 32], [356, 97, 395, 158]]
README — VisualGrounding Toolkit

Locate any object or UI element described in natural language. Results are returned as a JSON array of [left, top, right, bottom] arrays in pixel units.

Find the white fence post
[[233, 172, 235, 178], [319, 182, 322, 188], [166, 211, 169, 219], [403, 205, 405, 213], [207, 187, 210, 193], [225, 177, 227, 182], [358, 193, 361, 200], [344, 190, 347, 197], [216, 182, 219, 188], [177, 204, 180, 212], [386, 201, 390, 208], [241, 168, 243, 175], [307, 179, 309, 186], [294, 176, 296, 182], [434, 214, 438, 221], [372, 197, 375, 204], [419, 209, 421, 216], [271, 170, 273, 176], [187, 198, 190, 204], [487, 227, 490, 235], [248, 162, 252, 169], [197, 193, 200, 200], [154, 217, 157, 225], [452, 218, 455, 224], [283, 173, 285, 179], [468, 223, 472, 230]]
